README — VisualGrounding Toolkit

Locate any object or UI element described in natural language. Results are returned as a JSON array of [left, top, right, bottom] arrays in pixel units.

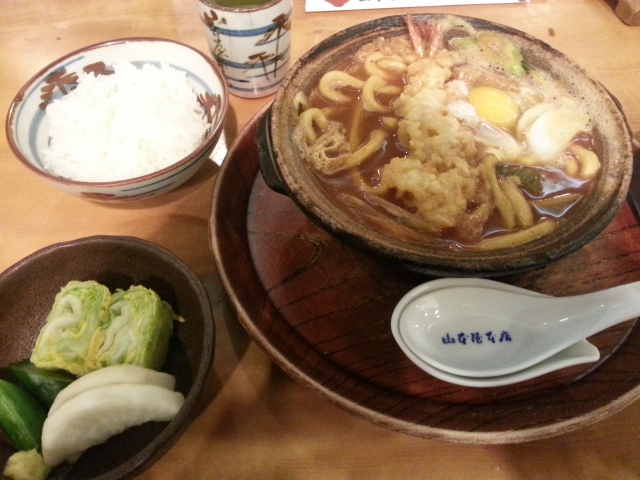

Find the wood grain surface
[[211, 108, 640, 444]]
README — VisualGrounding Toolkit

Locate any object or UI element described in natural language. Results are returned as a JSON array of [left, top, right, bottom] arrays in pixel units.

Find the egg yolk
[[468, 86, 519, 130]]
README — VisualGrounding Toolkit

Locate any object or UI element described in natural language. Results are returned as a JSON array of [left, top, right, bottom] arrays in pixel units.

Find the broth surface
[[293, 15, 600, 250]]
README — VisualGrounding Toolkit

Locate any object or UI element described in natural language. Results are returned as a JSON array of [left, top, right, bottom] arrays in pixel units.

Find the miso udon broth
[[292, 15, 600, 251]]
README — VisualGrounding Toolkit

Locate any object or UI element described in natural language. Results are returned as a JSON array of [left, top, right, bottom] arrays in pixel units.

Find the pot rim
[[267, 14, 633, 276]]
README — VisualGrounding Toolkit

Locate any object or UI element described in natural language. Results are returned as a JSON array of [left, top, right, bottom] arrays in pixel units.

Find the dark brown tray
[[210, 105, 640, 444]]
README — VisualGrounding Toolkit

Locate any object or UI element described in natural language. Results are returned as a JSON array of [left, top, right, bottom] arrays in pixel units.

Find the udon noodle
[[292, 15, 601, 250]]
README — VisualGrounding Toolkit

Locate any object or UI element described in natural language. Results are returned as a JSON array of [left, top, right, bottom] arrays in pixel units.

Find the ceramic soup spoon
[[399, 337, 599, 388], [391, 278, 638, 378]]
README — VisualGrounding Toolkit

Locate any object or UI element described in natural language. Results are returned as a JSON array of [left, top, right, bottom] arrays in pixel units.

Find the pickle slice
[[0, 379, 46, 451]]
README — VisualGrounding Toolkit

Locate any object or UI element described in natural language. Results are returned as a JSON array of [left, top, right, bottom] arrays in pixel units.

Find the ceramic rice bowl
[[6, 38, 228, 201]]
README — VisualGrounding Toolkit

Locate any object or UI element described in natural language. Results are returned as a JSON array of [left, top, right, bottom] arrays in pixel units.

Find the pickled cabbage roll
[[31, 281, 111, 376], [86, 285, 177, 371]]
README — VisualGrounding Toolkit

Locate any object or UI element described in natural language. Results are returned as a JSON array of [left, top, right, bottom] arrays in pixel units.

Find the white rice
[[41, 62, 210, 182]]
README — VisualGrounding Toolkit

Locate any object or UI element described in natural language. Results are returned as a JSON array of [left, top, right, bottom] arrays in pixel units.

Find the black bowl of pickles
[[0, 236, 215, 480]]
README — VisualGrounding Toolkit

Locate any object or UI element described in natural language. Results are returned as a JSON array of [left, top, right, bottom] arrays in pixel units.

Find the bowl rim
[[196, 0, 284, 12], [4, 37, 229, 189], [0, 235, 216, 479], [267, 14, 634, 276]]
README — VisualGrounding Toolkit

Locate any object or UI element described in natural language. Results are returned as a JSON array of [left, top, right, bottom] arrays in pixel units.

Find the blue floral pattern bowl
[[6, 38, 228, 201]]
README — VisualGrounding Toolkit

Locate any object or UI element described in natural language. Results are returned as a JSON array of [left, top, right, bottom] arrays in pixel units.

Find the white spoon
[[390, 278, 636, 379], [391, 279, 599, 387], [399, 336, 599, 388]]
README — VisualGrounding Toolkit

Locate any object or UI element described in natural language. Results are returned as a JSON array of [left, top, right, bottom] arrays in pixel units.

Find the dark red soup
[[294, 23, 599, 251]]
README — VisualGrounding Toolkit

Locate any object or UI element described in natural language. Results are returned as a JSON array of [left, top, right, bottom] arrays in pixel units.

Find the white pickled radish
[[42, 383, 185, 467], [50, 364, 176, 415], [526, 108, 588, 159]]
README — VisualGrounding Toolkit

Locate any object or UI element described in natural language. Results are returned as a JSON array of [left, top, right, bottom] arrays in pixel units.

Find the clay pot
[[257, 14, 633, 277]]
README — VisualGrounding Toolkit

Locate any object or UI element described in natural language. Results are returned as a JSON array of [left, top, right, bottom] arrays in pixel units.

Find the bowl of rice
[[6, 38, 229, 201]]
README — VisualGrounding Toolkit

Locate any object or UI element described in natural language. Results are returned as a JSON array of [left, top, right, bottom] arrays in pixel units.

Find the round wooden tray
[[209, 105, 640, 444]]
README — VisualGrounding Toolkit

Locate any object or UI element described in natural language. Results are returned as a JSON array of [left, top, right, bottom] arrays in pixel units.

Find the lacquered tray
[[209, 105, 640, 444]]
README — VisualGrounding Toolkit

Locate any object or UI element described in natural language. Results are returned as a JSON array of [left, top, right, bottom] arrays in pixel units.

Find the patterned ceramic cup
[[197, 0, 292, 98]]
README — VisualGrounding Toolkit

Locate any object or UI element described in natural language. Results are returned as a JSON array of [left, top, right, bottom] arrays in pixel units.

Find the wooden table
[[1, 1, 640, 478]]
